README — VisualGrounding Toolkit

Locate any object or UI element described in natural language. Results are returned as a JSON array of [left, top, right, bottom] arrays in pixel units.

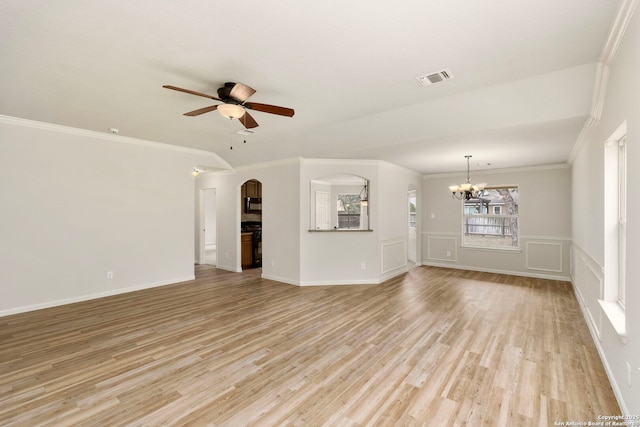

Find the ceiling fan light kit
[[217, 104, 245, 119], [163, 81, 294, 130]]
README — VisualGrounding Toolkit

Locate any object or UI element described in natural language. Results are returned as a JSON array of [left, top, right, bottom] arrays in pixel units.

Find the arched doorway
[[240, 179, 262, 270]]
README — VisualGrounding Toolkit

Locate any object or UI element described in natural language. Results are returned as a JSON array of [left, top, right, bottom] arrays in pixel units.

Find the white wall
[[197, 159, 301, 284], [198, 158, 421, 286], [378, 163, 423, 276], [422, 166, 572, 280], [299, 160, 379, 285], [300, 159, 421, 285], [570, 5, 640, 415], [0, 116, 229, 316]]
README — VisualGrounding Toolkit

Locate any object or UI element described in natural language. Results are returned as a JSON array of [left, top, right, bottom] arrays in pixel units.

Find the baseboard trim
[[260, 274, 300, 286], [570, 278, 629, 415], [422, 262, 571, 282], [0, 275, 196, 318]]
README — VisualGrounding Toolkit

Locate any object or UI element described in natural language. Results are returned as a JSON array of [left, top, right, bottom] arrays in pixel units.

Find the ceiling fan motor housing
[[217, 82, 237, 102]]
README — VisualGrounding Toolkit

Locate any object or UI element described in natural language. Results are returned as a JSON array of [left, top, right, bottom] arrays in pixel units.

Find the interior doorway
[[240, 179, 262, 270], [408, 189, 417, 266], [201, 188, 217, 266]]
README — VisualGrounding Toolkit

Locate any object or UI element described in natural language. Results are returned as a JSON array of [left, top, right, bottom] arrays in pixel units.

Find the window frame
[[600, 126, 627, 341], [616, 136, 627, 309], [336, 192, 363, 230], [460, 185, 519, 251]]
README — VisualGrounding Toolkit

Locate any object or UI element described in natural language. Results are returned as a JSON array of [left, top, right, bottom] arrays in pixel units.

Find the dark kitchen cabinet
[[241, 233, 253, 269], [242, 180, 261, 198]]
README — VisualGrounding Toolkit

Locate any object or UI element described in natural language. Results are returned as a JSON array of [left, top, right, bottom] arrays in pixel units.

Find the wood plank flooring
[[0, 266, 619, 426]]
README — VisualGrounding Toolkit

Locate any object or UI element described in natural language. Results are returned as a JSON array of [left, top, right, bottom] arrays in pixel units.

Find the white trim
[[0, 114, 232, 169], [568, 65, 608, 164], [427, 236, 458, 262], [571, 241, 604, 274], [0, 275, 195, 318], [600, 0, 640, 64], [571, 276, 629, 416], [460, 245, 522, 254], [424, 232, 570, 242], [379, 234, 407, 243], [520, 235, 572, 241], [597, 300, 627, 343], [585, 262, 603, 340], [216, 265, 243, 273], [422, 230, 457, 236], [380, 265, 410, 282], [300, 157, 381, 167], [568, 0, 639, 165], [299, 279, 380, 286], [260, 274, 301, 286], [381, 238, 408, 275], [422, 163, 569, 179], [422, 262, 570, 282], [234, 157, 302, 172], [525, 241, 563, 273]]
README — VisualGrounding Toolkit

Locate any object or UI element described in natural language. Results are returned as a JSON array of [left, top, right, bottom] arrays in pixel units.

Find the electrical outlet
[[446, 251, 451, 257], [628, 362, 632, 386], [361, 262, 366, 270], [106, 271, 113, 279], [431, 213, 435, 219]]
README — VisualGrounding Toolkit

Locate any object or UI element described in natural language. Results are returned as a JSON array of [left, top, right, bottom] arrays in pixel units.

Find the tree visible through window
[[337, 194, 362, 229], [462, 186, 519, 248]]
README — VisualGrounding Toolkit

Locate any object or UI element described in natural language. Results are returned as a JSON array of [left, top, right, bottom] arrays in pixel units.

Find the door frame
[[198, 187, 217, 266]]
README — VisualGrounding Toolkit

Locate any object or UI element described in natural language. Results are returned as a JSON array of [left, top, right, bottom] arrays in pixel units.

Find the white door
[[315, 191, 330, 230]]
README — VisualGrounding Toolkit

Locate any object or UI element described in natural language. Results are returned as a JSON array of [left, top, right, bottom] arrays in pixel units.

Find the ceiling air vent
[[416, 68, 454, 87]]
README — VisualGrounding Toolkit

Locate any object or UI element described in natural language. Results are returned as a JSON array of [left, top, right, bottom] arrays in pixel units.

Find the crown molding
[[0, 114, 232, 169], [422, 163, 569, 179], [600, 0, 640, 65], [300, 157, 381, 167], [569, 0, 639, 164], [233, 157, 302, 172]]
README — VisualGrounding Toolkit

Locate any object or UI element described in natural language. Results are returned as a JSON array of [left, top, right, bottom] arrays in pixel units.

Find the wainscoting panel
[[571, 244, 604, 341], [427, 236, 457, 262], [526, 241, 563, 273], [380, 237, 407, 276]]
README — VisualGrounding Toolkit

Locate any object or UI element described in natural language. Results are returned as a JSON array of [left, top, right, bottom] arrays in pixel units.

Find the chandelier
[[449, 155, 487, 200]]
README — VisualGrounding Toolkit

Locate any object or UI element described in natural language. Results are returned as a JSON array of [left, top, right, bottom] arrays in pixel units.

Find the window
[[309, 175, 371, 231], [601, 125, 627, 339], [408, 193, 417, 228], [337, 194, 363, 229], [462, 186, 519, 249], [618, 137, 627, 309], [604, 132, 627, 310]]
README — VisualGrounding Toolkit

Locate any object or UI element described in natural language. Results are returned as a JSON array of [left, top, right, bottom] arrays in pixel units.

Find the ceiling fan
[[163, 82, 294, 129]]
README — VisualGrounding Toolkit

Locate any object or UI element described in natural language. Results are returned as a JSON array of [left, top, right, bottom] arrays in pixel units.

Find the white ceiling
[[0, 1, 620, 174]]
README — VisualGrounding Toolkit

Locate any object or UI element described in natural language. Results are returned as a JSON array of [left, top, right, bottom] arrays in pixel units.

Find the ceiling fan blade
[[239, 111, 259, 129], [163, 85, 222, 101], [245, 102, 295, 117], [229, 83, 256, 102], [184, 105, 219, 116]]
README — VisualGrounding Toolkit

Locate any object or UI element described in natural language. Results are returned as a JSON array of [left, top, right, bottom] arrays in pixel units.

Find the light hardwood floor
[[0, 266, 619, 426]]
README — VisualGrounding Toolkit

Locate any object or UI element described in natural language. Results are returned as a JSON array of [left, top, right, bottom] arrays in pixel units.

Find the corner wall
[[570, 2, 640, 414], [0, 116, 227, 316]]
